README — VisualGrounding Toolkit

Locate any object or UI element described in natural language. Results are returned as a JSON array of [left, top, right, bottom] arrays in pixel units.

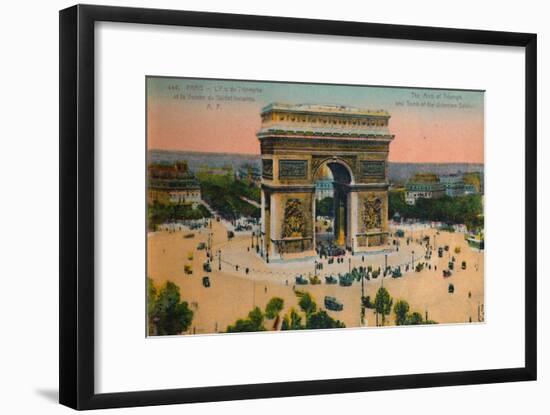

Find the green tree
[[394, 299, 410, 326], [298, 292, 317, 316], [151, 281, 193, 335], [306, 310, 345, 330], [226, 307, 266, 333], [265, 297, 284, 319], [374, 287, 393, 326], [316, 196, 334, 217], [147, 277, 158, 335], [281, 308, 304, 331], [406, 312, 424, 325]]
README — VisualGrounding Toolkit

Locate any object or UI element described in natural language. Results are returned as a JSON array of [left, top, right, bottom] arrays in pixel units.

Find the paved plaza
[[148, 219, 484, 335]]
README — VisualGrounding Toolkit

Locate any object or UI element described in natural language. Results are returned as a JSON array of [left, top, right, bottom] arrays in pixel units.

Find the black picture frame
[[59, 4, 537, 410]]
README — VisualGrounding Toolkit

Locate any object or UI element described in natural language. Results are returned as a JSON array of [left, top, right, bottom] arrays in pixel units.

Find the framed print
[[59, 4, 537, 410]]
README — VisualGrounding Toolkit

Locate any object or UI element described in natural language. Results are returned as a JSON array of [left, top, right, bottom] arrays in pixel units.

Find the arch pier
[[257, 103, 395, 262]]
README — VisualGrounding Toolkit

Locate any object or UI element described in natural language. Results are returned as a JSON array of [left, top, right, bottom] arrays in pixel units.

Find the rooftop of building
[[261, 103, 390, 117], [410, 173, 439, 183]]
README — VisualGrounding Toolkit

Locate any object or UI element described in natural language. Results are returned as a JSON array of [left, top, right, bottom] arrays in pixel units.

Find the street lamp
[[360, 267, 365, 325], [412, 250, 415, 269], [218, 249, 221, 271]]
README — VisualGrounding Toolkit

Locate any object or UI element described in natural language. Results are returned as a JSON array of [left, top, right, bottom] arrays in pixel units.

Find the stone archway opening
[[313, 160, 353, 254]]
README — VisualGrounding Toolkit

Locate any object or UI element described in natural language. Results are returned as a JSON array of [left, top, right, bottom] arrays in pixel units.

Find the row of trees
[[146, 281, 435, 335], [226, 293, 346, 333], [366, 286, 437, 326], [197, 173, 260, 220], [226, 297, 284, 333], [281, 292, 346, 330], [388, 190, 483, 231], [147, 278, 194, 335], [148, 201, 211, 230]]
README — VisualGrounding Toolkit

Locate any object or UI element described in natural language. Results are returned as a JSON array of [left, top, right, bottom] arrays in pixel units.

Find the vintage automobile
[[444, 245, 449, 251], [309, 275, 321, 285], [443, 269, 452, 278], [448, 283, 455, 294], [392, 268, 403, 278], [324, 275, 338, 284], [202, 276, 211, 288], [203, 261, 212, 272], [438, 247, 444, 257], [448, 261, 454, 270], [184, 265, 193, 275], [324, 296, 344, 311], [395, 229, 405, 238], [338, 274, 353, 287], [295, 275, 309, 285], [196, 242, 206, 250], [461, 261, 467, 270]]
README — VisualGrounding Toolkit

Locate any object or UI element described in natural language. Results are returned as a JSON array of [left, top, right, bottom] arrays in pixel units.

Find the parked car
[[392, 268, 403, 278], [197, 242, 206, 250], [295, 275, 308, 285], [338, 274, 353, 287], [324, 296, 344, 311], [309, 275, 321, 285], [202, 276, 211, 288], [184, 265, 193, 275], [443, 269, 452, 278], [203, 261, 212, 272], [325, 275, 337, 284], [438, 247, 444, 257], [448, 261, 454, 270], [461, 261, 467, 270], [448, 283, 454, 294]]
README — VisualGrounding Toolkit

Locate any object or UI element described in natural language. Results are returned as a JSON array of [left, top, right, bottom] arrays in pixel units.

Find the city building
[[463, 171, 484, 195], [439, 173, 465, 197], [405, 173, 445, 205], [315, 178, 334, 201], [148, 161, 202, 207], [464, 184, 478, 195]]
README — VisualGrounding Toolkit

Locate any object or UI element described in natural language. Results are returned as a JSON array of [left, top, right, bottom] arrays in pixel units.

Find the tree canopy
[[147, 278, 194, 335], [265, 297, 284, 320], [374, 286, 393, 326]]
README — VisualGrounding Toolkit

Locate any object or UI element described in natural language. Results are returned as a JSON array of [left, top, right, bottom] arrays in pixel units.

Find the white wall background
[[0, 0, 546, 413]]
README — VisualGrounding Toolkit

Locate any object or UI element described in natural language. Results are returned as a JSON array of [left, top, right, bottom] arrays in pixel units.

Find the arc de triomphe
[[257, 103, 395, 261]]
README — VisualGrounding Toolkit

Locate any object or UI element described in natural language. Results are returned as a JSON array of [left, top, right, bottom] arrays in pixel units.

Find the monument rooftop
[[261, 103, 391, 117]]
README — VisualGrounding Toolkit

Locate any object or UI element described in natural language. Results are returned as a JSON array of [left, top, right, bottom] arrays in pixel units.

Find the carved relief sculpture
[[282, 199, 306, 238], [363, 196, 382, 230]]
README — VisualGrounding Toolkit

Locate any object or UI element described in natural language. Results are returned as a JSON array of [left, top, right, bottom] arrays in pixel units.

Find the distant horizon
[[148, 148, 485, 165]]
